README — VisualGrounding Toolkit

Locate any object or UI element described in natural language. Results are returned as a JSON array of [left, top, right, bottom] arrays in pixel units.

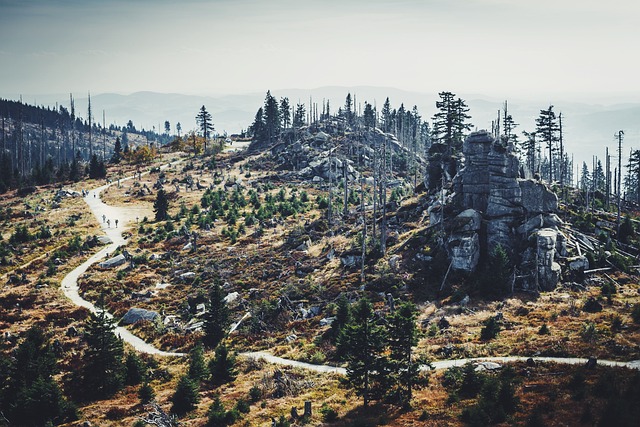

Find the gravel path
[[60, 161, 185, 357], [240, 351, 640, 375]]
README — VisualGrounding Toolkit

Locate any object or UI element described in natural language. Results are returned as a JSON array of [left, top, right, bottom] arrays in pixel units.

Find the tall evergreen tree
[[203, 282, 230, 349], [249, 107, 266, 141], [208, 344, 236, 386], [196, 105, 214, 153], [263, 91, 280, 143], [2, 326, 76, 426], [363, 102, 375, 129], [387, 300, 421, 406], [188, 344, 207, 382], [293, 103, 306, 129], [111, 136, 122, 164], [154, 188, 169, 221], [535, 105, 560, 182], [431, 92, 471, 153], [81, 302, 125, 399], [339, 298, 387, 407], [279, 97, 291, 129], [170, 374, 200, 415], [344, 93, 354, 126]]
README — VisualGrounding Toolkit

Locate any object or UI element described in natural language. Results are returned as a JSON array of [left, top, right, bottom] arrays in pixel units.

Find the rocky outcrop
[[442, 130, 562, 290]]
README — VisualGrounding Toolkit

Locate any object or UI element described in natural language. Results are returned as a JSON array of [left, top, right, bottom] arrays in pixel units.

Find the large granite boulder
[[447, 233, 480, 272]]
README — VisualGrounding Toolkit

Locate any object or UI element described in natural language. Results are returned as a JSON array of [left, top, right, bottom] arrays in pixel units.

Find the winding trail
[[60, 161, 185, 357], [240, 351, 640, 375], [59, 143, 640, 371]]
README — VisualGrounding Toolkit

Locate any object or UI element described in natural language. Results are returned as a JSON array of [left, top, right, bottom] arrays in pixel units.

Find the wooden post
[[304, 401, 312, 418]]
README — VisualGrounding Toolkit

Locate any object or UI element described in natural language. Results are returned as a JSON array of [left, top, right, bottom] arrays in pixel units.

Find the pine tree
[[249, 107, 266, 141], [279, 97, 291, 129], [344, 93, 354, 126], [203, 282, 230, 349], [170, 374, 200, 415], [196, 105, 214, 153], [124, 352, 147, 386], [387, 300, 421, 406], [2, 326, 76, 426], [111, 136, 122, 163], [154, 188, 169, 221], [81, 303, 125, 399], [293, 103, 306, 129], [339, 298, 387, 406], [263, 91, 280, 143], [209, 344, 236, 386], [188, 344, 207, 382], [138, 381, 155, 404], [535, 105, 560, 182], [363, 102, 375, 129], [431, 92, 471, 153]]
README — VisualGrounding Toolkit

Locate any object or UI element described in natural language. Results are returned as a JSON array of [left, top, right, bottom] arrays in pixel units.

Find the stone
[[568, 256, 589, 272], [516, 214, 544, 235], [319, 317, 335, 326], [388, 255, 401, 271], [585, 356, 597, 369], [121, 307, 160, 325], [475, 361, 502, 371], [448, 209, 482, 233], [447, 233, 480, 272], [519, 179, 558, 214], [285, 334, 297, 343], [98, 254, 126, 269]]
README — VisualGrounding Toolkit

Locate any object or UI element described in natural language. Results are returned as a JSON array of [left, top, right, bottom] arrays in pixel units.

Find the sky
[[1, 0, 639, 101]]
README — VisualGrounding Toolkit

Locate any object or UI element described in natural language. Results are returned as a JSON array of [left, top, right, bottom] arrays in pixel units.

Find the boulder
[[121, 308, 160, 325], [447, 233, 480, 272], [98, 254, 126, 269], [536, 228, 561, 291], [519, 179, 558, 214]]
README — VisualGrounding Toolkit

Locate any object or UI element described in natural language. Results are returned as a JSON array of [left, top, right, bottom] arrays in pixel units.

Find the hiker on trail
[[115, 219, 119, 228], [107, 219, 111, 228], [102, 214, 106, 223]]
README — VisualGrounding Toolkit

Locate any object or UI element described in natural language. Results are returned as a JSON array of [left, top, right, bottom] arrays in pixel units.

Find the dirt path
[[240, 351, 640, 375], [60, 161, 185, 357]]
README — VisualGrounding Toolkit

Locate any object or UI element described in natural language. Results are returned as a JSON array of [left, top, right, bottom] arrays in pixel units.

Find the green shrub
[[320, 403, 338, 422], [480, 316, 501, 340]]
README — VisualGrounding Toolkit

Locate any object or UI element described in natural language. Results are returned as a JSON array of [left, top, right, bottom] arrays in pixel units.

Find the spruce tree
[[387, 300, 421, 406], [203, 282, 230, 349], [279, 97, 291, 129], [170, 374, 200, 415], [2, 326, 76, 426], [195, 105, 214, 153], [188, 343, 207, 382], [535, 105, 560, 182], [81, 304, 125, 399], [209, 344, 236, 386], [293, 103, 306, 129], [124, 352, 147, 386], [339, 298, 387, 406], [111, 136, 122, 163], [154, 188, 169, 221], [263, 91, 280, 143]]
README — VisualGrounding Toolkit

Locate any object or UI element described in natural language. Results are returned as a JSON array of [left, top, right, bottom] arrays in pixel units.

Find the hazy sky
[[0, 0, 639, 99]]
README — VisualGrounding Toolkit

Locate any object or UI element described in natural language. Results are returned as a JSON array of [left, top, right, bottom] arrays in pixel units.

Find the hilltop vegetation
[[0, 92, 639, 426]]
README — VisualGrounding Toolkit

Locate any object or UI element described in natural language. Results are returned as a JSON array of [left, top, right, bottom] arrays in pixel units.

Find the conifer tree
[[279, 97, 291, 129], [209, 344, 236, 386], [249, 107, 266, 141], [339, 298, 387, 406], [154, 188, 169, 221], [188, 343, 208, 382], [2, 326, 76, 426], [387, 300, 421, 405], [196, 105, 214, 153], [81, 301, 125, 399], [263, 91, 280, 143], [170, 374, 200, 415], [293, 103, 306, 129], [535, 105, 560, 182], [203, 282, 230, 349], [111, 136, 122, 163], [124, 352, 147, 386]]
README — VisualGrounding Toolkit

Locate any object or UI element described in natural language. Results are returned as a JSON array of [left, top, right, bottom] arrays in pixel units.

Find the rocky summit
[[438, 130, 570, 290]]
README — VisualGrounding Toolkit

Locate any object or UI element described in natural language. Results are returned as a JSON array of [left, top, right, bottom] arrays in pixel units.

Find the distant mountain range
[[4, 87, 639, 171]]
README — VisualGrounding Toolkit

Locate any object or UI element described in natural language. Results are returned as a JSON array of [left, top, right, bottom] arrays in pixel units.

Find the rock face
[[444, 130, 561, 290]]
